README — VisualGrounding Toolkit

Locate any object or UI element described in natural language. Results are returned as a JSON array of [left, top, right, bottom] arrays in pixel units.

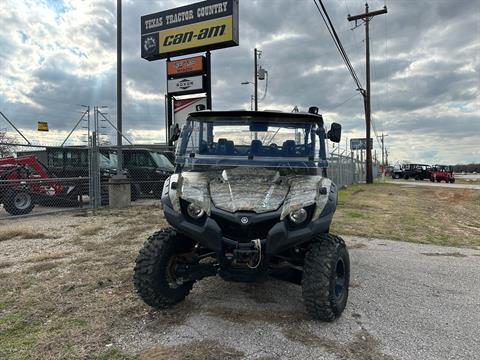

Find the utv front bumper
[[163, 205, 333, 255]]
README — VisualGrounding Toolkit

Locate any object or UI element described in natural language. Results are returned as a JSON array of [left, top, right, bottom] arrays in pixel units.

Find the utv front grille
[[211, 213, 279, 243]]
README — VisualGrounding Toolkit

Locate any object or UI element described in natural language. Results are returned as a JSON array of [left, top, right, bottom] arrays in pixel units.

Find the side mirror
[[170, 124, 181, 142], [327, 123, 342, 143]]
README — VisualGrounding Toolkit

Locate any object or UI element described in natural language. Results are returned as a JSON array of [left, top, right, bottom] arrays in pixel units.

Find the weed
[[78, 224, 104, 236], [0, 229, 50, 242]]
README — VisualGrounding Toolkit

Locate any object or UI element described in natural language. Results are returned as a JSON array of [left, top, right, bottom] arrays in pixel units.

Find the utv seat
[[250, 140, 262, 156], [225, 141, 235, 155], [216, 139, 235, 155], [282, 140, 296, 156], [216, 138, 228, 155]]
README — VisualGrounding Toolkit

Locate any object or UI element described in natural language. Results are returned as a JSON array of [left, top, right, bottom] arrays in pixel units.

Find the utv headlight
[[289, 208, 308, 224], [187, 203, 205, 219]]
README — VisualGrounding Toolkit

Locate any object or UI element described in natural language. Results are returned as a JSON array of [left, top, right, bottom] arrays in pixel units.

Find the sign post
[[141, 0, 239, 145]]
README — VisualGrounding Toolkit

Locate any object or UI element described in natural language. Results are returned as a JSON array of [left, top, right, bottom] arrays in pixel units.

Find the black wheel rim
[[334, 258, 346, 300]]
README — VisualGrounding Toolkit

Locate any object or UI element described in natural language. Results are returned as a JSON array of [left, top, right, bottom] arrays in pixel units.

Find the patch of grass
[[0, 261, 13, 269], [0, 229, 50, 242], [345, 210, 366, 219], [26, 262, 59, 273], [141, 340, 244, 360], [78, 224, 104, 236], [26, 251, 75, 263], [332, 183, 480, 247], [0, 312, 42, 359]]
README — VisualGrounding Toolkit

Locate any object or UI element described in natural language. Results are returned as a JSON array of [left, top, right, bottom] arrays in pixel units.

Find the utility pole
[[254, 48, 258, 111], [348, 3, 387, 184], [116, 0, 123, 174]]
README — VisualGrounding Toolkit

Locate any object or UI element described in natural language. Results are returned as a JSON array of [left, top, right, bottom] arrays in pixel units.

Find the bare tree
[[0, 129, 18, 158]]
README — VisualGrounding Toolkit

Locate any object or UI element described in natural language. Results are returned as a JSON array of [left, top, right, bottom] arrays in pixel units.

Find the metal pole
[[87, 106, 90, 146], [167, 94, 173, 146], [206, 51, 212, 110], [365, 2, 373, 184], [116, 0, 123, 174], [254, 48, 258, 111]]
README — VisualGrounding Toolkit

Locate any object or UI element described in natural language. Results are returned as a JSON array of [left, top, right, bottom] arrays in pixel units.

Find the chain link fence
[[0, 141, 175, 219], [1, 140, 377, 219], [328, 153, 380, 188]]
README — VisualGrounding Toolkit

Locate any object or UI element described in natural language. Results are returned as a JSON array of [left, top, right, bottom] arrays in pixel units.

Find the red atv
[[0, 155, 76, 215], [430, 165, 455, 183]]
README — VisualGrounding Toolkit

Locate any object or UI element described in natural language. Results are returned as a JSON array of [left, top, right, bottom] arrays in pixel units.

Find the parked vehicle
[[391, 164, 404, 179], [133, 108, 350, 321], [401, 164, 432, 180], [120, 149, 174, 198], [0, 155, 77, 215], [430, 165, 455, 183]]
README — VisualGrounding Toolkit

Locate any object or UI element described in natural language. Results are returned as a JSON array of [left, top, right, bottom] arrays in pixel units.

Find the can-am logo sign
[[167, 75, 204, 95], [141, 0, 239, 61]]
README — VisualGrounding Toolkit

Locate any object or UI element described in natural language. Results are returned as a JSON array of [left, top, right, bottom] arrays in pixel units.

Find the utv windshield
[[176, 116, 326, 169]]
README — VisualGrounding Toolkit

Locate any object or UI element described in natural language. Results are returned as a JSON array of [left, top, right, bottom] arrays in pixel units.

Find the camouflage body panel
[[172, 168, 332, 218], [280, 176, 332, 221], [177, 171, 212, 215], [209, 168, 288, 213]]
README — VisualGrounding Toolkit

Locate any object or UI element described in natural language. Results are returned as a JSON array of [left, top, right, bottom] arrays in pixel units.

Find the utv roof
[[188, 110, 324, 124]]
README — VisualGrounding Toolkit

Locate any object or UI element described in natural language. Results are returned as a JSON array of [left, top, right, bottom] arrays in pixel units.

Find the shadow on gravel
[[141, 339, 244, 360], [421, 252, 468, 257]]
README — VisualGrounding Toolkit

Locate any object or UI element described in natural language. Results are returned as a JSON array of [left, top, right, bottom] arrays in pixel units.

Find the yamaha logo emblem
[[240, 217, 249, 224]]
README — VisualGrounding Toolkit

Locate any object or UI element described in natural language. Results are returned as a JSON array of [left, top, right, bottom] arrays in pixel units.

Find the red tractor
[[430, 165, 455, 183], [0, 155, 77, 215]]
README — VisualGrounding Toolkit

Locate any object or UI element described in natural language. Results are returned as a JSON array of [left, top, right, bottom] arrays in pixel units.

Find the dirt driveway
[[1, 206, 479, 359]]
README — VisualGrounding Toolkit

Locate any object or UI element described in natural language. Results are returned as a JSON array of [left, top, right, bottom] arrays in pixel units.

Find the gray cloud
[[0, 0, 478, 164]]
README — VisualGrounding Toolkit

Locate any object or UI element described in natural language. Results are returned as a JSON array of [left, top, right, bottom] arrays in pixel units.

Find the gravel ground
[[1, 209, 479, 359], [115, 237, 480, 360], [386, 180, 480, 190]]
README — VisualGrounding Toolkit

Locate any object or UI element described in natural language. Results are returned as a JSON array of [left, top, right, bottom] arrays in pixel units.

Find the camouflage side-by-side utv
[[133, 107, 350, 321]]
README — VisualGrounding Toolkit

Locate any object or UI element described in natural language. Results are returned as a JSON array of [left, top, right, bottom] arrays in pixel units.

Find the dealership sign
[[167, 56, 205, 77], [141, 0, 239, 61], [168, 75, 204, 95], [174, 96, 207, 129]]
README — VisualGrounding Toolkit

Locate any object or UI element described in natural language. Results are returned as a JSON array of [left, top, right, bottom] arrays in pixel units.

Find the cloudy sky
[[0, 0, 478, 164]]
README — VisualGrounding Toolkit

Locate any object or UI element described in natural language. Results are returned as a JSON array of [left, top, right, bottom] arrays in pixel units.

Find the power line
[[312, 0, 364, 92], [329, 92, 360, 111]]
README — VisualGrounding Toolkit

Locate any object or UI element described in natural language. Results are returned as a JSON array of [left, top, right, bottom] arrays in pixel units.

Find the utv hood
[[209, 168, 288, 213], [173, 167, 332, 220]]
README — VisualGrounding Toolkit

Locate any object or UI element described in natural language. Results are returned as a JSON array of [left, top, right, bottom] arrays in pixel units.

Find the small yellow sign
[[37, 121, 49, 132]]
